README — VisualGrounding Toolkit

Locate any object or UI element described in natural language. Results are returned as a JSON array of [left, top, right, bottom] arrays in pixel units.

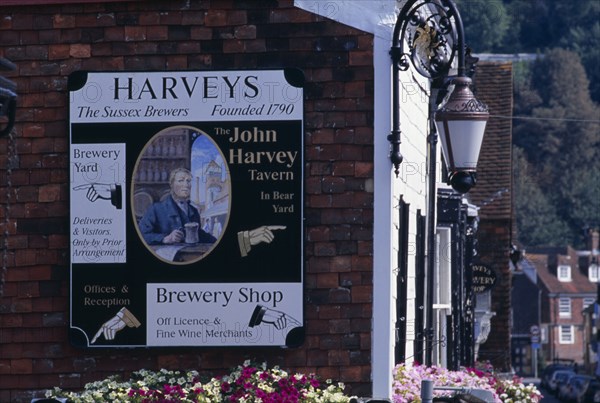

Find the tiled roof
[[528, 252, 596, 295], [470, 62, 513, 220]]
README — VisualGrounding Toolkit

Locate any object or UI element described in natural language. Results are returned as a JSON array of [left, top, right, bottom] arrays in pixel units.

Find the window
[[558, 265, 571, 281], [584, 297, 595, 310], [590, 264, 600, 283], [559, 325, 574, 344], [558, 298, 571, 318], [541, 326, 547, 343]]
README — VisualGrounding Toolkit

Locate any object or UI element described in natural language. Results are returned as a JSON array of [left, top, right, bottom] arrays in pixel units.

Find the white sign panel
[[68, 69, 304, 348]]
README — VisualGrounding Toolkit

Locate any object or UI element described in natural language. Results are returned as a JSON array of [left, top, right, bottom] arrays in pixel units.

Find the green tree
[[502, 0, 597, 52], [561, 20, 600, 103], [501, 0, 599, 102], [530, 49, 598, 179], [512, 49, 600, 247], [455, 0, 510, 52], [513, 147, 571, 247]]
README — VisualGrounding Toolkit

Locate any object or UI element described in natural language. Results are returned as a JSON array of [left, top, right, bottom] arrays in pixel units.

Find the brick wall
[[470, 62, 514, 372], [0, 1, 375, 400], [546, 296, 588, 364], [475, 221, 512, 371]]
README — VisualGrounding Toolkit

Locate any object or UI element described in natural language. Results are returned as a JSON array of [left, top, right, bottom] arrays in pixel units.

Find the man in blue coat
[[138, 168, 216, 245]]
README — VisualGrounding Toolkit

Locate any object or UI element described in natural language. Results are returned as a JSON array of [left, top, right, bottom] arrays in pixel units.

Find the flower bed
[[392, 362, 542, 403], [46, 360, 541, 402], [46, 361, 353, 402]]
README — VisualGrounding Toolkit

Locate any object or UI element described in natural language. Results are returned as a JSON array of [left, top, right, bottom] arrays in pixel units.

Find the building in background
[[511, 256, 542, 376], [515, 230, 600, 372]]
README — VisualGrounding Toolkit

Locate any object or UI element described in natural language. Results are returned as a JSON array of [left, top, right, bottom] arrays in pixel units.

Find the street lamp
[[390, 0, 488, 369], [389, 0, 488, 194]]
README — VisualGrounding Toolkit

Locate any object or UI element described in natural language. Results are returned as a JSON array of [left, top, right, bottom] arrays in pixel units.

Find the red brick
[[7, 235, 28, 249], [31, 137, 55, 153], [245, 39, 266, 52], [53, 14, 76, 29], [139, 12, 161, 25], [191, 26, 212, 40], [307, 227, 330, 242], [318, 334, 340, 349], [104, 26, 124, 41], [351, 285, 373, 303], [328, 349, 350, 365], [18, 281, 39, 298], [307, 350, 328, 366], [59, 373, 82, 388], [13, 298, 33, 313], [270, 9, 312, 24], [316, 272, 339, 288], [321, 176, 346, 194], [349, 50, 372, 66], [345, 81, 365, 97], [0, 314, 23, 328], [307, 144, 342, 161], [0, 360, 10, 375], [146, 26, 168, 40], [12, 14, 34, 29], [38, 184, 61, 203], [159, 11, 183, 25], [309, 194, 332, 208], [227, 10, 247, 25], [305, 177, 322, 194], [223, 40, 245, 53], [124, 26, 146, 42], [235, 25, 256, 39], [340, 365, 366, 381], [25, 45, 49, 60], [307, 256, 331, 273], [48, 234, 68, 249], [181, 11, 205, 25], [331, 255, 352, 272], [67, 44, 90, 59], [205, 10, 227, 26], [314, 242, 336, 257], [329, 287, 351, 303], [316, 366, 340, 380]]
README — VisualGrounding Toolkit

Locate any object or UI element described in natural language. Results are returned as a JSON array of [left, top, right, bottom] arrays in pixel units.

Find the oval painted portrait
[[131, 125, 231, 265]]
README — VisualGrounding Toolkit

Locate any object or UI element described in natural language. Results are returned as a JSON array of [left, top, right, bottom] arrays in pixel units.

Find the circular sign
[[471, 263, 497, 293]]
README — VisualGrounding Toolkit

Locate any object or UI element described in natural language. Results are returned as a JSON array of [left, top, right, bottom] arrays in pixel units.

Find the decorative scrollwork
[[398, 53, 411, 71], [439, 98, 489, 114], [395, 1, 458, 79]]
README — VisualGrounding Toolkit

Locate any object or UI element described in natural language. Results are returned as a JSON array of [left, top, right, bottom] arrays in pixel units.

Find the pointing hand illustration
[[248, 225, 286, 245], [73, 183, 122, 209], [248, 305, 300, 330], [237, 225, 286, 257], [91, 307, 141, 344]]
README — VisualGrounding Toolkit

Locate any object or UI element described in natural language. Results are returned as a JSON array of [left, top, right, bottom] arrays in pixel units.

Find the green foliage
[[512, 49, 600, 248], [454, 0, 510, 52], [561, 20, 600, 103], [508, 0, 600, 102], [512, 147, 572, 247]]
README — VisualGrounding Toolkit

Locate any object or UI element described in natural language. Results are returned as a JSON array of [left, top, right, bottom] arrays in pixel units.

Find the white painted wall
[[295, 1, 431, 399]]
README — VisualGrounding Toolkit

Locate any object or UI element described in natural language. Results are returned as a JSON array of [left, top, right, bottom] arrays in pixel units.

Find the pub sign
[[68, 69, 304, 348]]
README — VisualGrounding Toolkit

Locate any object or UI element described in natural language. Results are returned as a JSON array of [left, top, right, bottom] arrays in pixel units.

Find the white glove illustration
[[91, 307, 141, 344]]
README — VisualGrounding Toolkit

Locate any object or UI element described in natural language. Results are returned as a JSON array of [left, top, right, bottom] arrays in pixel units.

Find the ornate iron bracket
[[389, 0, 466, 175]]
